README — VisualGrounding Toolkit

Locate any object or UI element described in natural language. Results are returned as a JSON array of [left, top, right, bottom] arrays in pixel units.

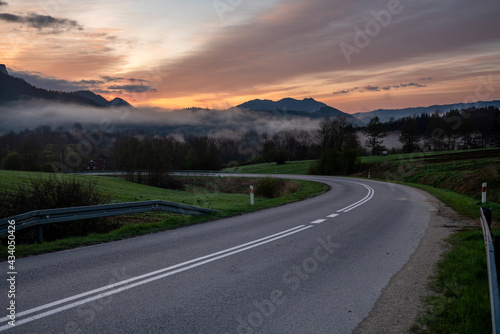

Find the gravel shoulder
[[352, 189, 472, 334]]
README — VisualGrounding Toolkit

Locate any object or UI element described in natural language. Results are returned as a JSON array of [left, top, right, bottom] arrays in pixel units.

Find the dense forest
[[1, 106, 499, 175]]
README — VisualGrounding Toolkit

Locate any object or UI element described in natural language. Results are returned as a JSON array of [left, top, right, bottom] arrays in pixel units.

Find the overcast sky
[[1, 0, 499, 113]]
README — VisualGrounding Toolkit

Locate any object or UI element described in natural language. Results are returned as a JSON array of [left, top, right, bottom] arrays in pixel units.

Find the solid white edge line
[[0, 225, 314, 331], [1, 225, 307, 325]]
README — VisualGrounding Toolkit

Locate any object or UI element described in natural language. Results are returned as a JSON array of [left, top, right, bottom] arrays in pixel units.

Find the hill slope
[[0, 65, 132, 107], [354, 100, 500, 123], [238, 97, 361, 124]]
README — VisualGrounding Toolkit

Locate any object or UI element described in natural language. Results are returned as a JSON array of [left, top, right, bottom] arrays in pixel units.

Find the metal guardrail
[[170, 170, 237, 176], [480, 207, 500, 334], [0, 200, 217, 243]]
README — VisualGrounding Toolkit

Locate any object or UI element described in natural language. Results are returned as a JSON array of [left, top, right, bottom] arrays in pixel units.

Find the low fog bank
[[356, 130, 403, 151], [0, 100, 323, 139]]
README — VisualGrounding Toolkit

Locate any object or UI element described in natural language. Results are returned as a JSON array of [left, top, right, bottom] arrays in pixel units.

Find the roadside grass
[[411, 229, 492, 334], [0, 170, 328, 258], [224, 160, 314, 175], [360, 147, 500, 164], [362, 161, 499, 333], [393, 182, 500, 220], [375, 180, 499, 333]]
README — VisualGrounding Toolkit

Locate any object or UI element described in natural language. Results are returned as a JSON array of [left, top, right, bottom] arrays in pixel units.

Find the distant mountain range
[[2, 64, 499, 126], [353, 100, 500, 123], [237, 98, 360, 123], [72, 90, 132, 108], [0, 64, 132, 108]]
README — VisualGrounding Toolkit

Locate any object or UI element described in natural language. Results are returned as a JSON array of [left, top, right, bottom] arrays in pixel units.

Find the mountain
[[0, 64, 8, 76], [237, 97, 362, 124], [239, 97, 329, 113], [73, 91, 132, 107], [0, 65, 132, 108], [354, 100, 500, 123]]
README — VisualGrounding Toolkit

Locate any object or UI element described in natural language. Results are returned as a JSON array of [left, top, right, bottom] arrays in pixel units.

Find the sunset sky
[[1, 0, 499, 113]]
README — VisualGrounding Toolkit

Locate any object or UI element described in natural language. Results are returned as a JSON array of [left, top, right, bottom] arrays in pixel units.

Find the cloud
[[108, 85, 157, 93], [333, 87, 359, 95], [77, 79, 104, 87], [333, 82, 428, 95], [393, 82, 427, 89], [101, 75, 125, 82], [9, 68, 157, 96], [128, 78, 150, 83], [0, 101, 323, 140], [364, 85, 380, 92], [0, 12, 82, 32], [147, 0, 500, 101], [0, 1, 7, 7], [9, 70, 87, 91]]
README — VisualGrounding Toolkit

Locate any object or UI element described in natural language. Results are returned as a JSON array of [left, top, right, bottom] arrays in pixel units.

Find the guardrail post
[[483, 182, 488, 204], [496, 235, 500, 281], [37, 225, 43, 244], [484, 207, 493, 230]]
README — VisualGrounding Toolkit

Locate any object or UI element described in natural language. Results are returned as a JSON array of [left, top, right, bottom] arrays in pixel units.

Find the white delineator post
[[482, 182, 487, 204], [250, 186, 254, 206]]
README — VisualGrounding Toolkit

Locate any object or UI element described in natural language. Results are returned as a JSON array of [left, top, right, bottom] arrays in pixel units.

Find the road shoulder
[[352, 191, 471, 333]]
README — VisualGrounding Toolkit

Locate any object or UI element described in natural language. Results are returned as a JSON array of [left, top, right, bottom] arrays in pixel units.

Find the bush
[[40, 162, 56, 173], [254, 177, 301, 198], [274, 149, 290, 165], [1, 152, 22, 170], [255, 177, 281, 198], [0, 176, 111, 243], [313, 148, 360, 176]]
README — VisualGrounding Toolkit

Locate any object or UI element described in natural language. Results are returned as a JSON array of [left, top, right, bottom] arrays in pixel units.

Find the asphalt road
[[1, 176, 433, 333]]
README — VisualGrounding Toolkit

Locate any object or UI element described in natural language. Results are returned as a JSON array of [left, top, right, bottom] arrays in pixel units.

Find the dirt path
[[352, 190, 472, 333]]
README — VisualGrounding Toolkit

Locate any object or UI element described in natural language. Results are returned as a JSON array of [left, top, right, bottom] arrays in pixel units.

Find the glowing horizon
[[1, 0, 499, 114]]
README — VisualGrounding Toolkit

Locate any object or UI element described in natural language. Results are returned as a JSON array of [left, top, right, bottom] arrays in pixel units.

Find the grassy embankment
[[228, 148, 500, 333], [0, 170, 328, 257]]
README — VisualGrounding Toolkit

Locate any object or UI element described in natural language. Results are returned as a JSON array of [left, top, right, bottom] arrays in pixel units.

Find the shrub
[[313, 148, 360, 176], [255, 177, 282, 198], [254, 177, 300, 198], [0, 176, 111, 243], [1, 152, 22, 170], [40, 162, 56, 173]]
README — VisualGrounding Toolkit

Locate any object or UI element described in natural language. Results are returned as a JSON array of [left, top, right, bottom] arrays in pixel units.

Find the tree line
[[1, 106, 499, 175]]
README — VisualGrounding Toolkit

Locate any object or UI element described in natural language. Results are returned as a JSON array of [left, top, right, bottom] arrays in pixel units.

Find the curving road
[[1, 176, 434, 333]]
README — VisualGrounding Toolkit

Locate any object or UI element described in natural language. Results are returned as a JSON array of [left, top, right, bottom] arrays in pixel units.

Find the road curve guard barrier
[[480, 207, 500, 334], [0, 200, 217, 243]]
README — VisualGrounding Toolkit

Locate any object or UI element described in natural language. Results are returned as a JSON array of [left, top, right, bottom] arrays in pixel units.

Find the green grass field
[[225, 160, 315, 175], [0, 170, 328, 257]]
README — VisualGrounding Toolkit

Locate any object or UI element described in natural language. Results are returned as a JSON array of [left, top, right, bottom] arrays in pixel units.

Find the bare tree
[[363, 116, 387, 155]]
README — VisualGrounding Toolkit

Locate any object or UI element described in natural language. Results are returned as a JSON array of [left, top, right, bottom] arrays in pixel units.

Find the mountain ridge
[[353, 100, 500, 123], [2, 64, 499, 125], [0, 64, 132, 108], [237, 97, 362, 124]]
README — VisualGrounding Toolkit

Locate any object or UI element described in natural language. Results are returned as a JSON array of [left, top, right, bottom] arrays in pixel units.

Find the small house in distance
[[86, 159, 106, 170]]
